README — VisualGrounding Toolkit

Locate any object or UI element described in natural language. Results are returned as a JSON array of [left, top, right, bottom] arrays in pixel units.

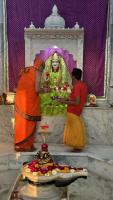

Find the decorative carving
[[29, 21, 36, 29], [25, 28, 84, 40], [73, 22, 80, 29]]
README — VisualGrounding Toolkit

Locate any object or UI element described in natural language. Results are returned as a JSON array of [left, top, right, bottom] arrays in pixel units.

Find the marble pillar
[[0, 0, 4, 93]]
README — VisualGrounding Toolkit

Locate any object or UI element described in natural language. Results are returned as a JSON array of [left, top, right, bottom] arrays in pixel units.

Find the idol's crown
[[52, 53, 59, 60]]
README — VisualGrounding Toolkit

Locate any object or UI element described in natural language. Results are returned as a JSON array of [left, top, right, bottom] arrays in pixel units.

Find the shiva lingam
[[17, 143, 88, 200]]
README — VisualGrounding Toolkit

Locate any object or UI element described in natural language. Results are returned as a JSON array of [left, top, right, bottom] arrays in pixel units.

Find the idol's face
[[52, 59, 59, 70], [52, 60, 59, 68]]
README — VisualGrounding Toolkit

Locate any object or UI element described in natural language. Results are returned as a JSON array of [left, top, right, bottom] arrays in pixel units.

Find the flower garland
[[40, 84, 71, 116]]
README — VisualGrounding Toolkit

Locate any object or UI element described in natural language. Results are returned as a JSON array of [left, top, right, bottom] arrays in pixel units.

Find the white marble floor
[[0, 142, 113, 161], [0, 142, 113, 200]]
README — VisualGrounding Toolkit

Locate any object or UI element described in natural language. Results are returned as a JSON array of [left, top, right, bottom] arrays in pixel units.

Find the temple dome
[[44, 5, 65, 28]]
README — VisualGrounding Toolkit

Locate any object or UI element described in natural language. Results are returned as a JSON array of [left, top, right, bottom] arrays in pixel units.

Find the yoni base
[[19, 183, 63, 200]]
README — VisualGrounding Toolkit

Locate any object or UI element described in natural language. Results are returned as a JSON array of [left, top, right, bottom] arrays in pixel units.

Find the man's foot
[[14, 146, 37, 152], [71, 149, 83, 153]]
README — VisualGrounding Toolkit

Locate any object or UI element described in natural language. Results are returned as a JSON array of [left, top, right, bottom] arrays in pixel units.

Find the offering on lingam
[[22, 143, 88, 184], [9, 144, 88, 199]]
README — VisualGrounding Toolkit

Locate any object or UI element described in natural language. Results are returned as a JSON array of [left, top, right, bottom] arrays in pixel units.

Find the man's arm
[[35, 70, 51, 94], [35, 70, 42, 94], [56, 96, 80, 105]]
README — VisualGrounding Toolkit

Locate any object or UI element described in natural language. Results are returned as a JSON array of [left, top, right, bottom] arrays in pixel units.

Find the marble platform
[[1, 104, 113, 145], [0, 104, 113, 199], [0, 143, 113, 200]]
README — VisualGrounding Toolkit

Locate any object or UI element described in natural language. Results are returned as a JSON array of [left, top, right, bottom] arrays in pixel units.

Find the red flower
[[63, 84, 68, 90], [63, 87, 67, 91], [46, 72, 50, 77], [58, 165, 64, 170], [41, 125, 49, 130], [64, 83, 69, 87], [31, 160, 38, 165], [28, 165, 38, 172], [47, 166, 54, 170], [40, 167, 49, 174]]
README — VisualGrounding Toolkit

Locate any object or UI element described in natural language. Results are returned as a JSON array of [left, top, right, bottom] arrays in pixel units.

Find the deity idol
[[40, 52, 72, 115], [41, 52, 71, 88]]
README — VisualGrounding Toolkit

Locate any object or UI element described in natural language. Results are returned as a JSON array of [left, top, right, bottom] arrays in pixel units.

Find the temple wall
[[108, 25, 113, 103], [0, 105, 113, 146], [0, 0, 4, 93]]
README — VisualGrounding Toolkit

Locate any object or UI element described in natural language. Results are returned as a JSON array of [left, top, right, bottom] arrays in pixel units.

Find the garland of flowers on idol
[[40, 56, 72, 115]]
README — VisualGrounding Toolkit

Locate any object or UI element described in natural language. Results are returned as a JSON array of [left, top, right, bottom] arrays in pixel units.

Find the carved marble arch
[[35, 46, 77, 86]]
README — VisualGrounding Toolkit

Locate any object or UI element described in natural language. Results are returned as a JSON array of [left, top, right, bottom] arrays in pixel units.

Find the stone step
[[0, 143, 113, 181], [0, 143, 113, 200]]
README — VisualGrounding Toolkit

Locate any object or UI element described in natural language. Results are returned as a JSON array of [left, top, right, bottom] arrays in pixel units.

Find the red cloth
[[67, 81, 88, 116]]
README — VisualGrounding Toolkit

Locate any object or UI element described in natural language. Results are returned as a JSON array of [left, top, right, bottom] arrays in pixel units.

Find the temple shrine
[[0, 2, 113, 200]]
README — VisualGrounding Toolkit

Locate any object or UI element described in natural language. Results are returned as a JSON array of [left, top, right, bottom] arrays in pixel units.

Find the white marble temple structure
[[25, 5, 84, 69], [24, 28, 84, 69], [0, 0, 4, 93], [0, 2, 113, 200]]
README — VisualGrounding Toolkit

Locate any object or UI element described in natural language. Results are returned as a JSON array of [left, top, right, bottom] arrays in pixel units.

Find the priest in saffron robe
[[14, 58, 48, 152]]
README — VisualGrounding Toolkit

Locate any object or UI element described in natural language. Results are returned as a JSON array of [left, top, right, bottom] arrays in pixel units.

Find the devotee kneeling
[[56, 68, 88, 150], [14, 58, 51, 152]]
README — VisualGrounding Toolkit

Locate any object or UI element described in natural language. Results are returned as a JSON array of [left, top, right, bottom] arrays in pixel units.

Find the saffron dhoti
[[64, 112, 86, 149]]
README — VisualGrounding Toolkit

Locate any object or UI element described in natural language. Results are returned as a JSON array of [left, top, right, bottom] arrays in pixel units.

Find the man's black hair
[[72, 68, 82, 80]]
